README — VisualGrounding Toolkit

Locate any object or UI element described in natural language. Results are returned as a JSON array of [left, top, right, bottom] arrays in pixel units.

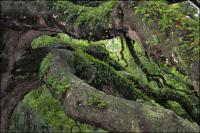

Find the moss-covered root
[[73, 50, 142, 100], [39, 50, 73, 100], [53, 1, 117, 40], [63, 74, 199, 132], [39, 49, 133, 101], [41, 49, 199, 132]]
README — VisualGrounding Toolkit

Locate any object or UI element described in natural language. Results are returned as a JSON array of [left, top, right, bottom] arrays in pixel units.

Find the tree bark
[[43, 49, 199, 132], [0, 1, 199, 132], [0, 77, 42, 132]]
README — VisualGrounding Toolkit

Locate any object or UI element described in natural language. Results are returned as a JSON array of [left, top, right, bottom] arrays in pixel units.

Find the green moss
[[23, 85, 96, 132], [75, 1, 115, 30], [85, 44, 124, 70], [31, 33, 89, 49], [106, 38, 148, 83], [85, 44, 109, 58], [142, 86, 199, 123], [133, 42, 193, 93], [74, 50, 142, 100], [134, 1, 199, 64], [31, 33, 110, 49], [39, 53, 53, 79], [39, 53, 70, 96], [86, 45, 108, 53], [53, 1, 116, 31], [47, 76, 70, 96], [165, 100, 191, 120], [87, 94, 108, 109]]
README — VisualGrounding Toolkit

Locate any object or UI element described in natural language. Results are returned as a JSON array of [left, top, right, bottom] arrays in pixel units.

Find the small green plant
[[87, 94, 108, 109], [39, 53, 53, 79]]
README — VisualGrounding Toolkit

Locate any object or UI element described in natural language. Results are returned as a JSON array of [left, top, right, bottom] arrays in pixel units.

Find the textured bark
[[0, 0, 119, 41], [44, 49, 199, 132], [0, 43, 199, 132], [0, 1, 199, 132], [0, 77, 42, 132], [63, 83, 199, 132], [1, 0, 198, 74], [0, 29, 61, 132], [124, 36, 199, 124], [0, 4, 64, 128], [0, 29, 61, 93], [0, 47, 44, 132], [190, 61, 200, 94]]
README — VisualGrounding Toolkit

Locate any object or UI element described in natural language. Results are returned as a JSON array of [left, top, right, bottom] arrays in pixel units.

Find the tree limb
[[44, 49, 199, 132]]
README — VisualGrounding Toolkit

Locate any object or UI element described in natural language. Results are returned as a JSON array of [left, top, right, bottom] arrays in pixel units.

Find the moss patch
[[87, 94, 108, 109], [165, 100, 191, 120], [74, 50, 142, 100], [39, 53, 53, 79], [23, 85, 99, 132], [85, 44, 124, 70], [47, 76, 70, 96], [134, 1, 199, 65], [39, 52, 70, 96], [31, 33, 89, 49], [53, 1, 115, 31]]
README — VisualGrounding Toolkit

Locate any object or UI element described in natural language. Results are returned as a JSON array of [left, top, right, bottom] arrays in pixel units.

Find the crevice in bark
[[124, 36, 163, 87], [119, 37, 128, 67], [84, 45, 124, 71]]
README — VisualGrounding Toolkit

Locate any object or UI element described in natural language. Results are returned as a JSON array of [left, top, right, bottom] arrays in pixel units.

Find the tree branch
[[44, 50, 199, 132]]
